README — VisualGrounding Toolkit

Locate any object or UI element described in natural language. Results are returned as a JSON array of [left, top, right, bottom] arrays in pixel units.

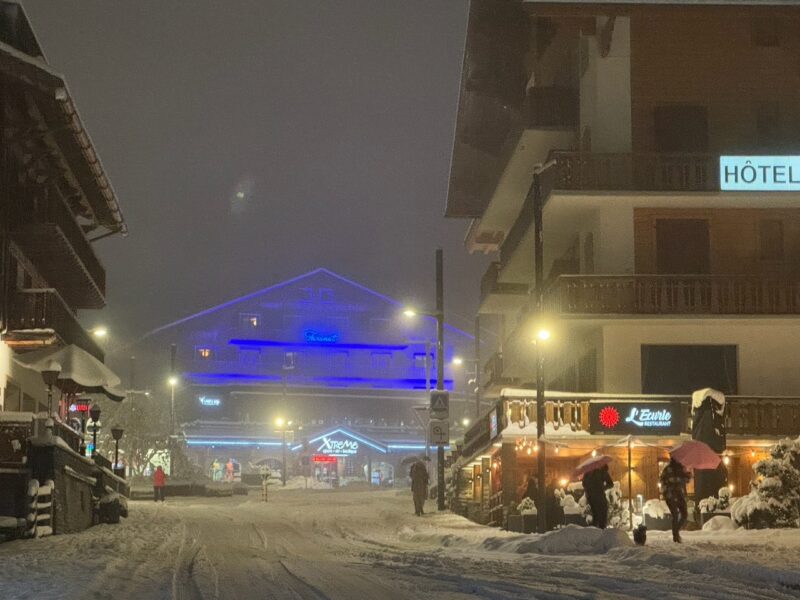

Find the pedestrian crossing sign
[[429, 390, 449, 417]]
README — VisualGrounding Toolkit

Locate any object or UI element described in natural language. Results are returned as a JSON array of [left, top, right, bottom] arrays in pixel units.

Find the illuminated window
[[240, 313, 260, 328], [196, 347, 213, 360]]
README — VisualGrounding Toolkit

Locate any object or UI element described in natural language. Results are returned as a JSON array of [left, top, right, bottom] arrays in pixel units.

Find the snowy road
[[2, 487, 800, 599]]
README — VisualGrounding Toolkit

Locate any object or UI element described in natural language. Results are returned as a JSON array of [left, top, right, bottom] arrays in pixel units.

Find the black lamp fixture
[[111, 425, 124, 470], [41, 361, 61, 417], [89, 404, 101, 456]]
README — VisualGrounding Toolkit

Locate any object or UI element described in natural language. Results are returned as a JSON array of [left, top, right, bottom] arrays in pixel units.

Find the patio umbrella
[[14, 344, 126, 401], [669, 440, 721, 470], [572, 454, 613, 480]]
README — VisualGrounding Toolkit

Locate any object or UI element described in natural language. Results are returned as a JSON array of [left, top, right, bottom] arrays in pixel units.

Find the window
[[195, 347, 213, 360], [240, 313, 260, 328], [371, 352, 392, 371], [759, 219, 784, 260], [752, 17, 779, 47], [641, 345, 738, 395], [319, 288, 334, 303], [284, 352, 298, 370]]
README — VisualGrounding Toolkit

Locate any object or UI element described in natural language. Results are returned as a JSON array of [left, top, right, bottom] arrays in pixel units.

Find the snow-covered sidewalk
[[1, 488, 799, 599]]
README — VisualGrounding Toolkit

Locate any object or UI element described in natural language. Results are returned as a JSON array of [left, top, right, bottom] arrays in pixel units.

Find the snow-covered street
[[2, 487, 800, 600]]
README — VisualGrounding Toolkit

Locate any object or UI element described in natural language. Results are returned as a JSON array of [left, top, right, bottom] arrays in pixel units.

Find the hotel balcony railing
[[483, 351, 520, 391], [6, 288, 104, 361], [544, 275, 800, 316], [548, 151, 718, 193], [499, 193, 534, 268], [480, 262, 529, 305], [10, 196, 106, 308]]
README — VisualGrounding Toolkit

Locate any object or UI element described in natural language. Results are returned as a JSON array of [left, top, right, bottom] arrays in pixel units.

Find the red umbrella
[[669, 440, 721, 470], [572, 455, 612, 480]]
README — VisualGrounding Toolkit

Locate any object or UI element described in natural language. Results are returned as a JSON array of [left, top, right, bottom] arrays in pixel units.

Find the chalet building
[[0, 2, 128, 536], [446, 0, 800, 522], [122, 268, 476, 483]]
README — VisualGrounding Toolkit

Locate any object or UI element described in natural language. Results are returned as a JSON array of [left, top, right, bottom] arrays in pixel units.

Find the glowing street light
[[402, 308, 418, 318], [461, 417, 470, 427], [92, 326, 108, 338], [168, 376, 178, 387], [275, 417, 285, 428], [535, 328, 551, 343], [452, 356, 464, 366]]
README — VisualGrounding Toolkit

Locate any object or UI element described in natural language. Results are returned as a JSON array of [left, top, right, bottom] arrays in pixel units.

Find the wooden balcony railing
[[7, 288, 104, 360], [11, 195, 106, 307], [499, 193, 534, 267], [549, 151, 718, 193], [545, 275, 800, 316]]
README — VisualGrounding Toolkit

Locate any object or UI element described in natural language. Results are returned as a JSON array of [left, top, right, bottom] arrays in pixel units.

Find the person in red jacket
[[153, 465, 167, 502]]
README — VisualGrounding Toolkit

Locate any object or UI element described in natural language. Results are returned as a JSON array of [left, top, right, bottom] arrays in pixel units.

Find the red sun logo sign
[[599, 406, 620, 429]]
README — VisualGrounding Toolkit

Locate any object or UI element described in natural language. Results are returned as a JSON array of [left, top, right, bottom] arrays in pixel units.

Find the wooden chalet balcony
[[499, 193, 534, 267], [545, 275, 800, 316], [5, 288, 104, 361], [11, 197, 106, 309], [549, 151, 718, 193]]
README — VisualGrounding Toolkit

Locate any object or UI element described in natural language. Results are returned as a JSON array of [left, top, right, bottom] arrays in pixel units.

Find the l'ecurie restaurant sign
[[720, 156, 800, 191], [588, 400, 683, 435]]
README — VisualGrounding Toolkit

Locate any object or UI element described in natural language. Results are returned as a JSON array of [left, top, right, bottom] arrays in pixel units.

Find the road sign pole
[[435, 248, 446, 511]]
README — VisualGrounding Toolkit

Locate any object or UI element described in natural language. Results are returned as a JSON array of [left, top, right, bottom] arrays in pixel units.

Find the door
[[654, 105, 709, 152], [656, 219, 710, 274]]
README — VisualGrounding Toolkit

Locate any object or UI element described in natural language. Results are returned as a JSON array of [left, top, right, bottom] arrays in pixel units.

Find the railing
[[726, 397, 800, 437], [526, 87, 578, 129], [480, 262, 528, 304], [499, 193, 534, 267], [483, 352, 520, 391], [549, 151, 718, 193], [545, 275, 800, 316], [12, 195, 106, 295], [7, 289, 104, 360]]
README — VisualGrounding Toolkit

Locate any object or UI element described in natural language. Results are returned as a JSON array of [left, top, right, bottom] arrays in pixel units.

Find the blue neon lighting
[[387, 444, 452, 451], [185, 373, 282, 385], [186, 439, 286, 447], [303, 330, 339, 343], [289, 428, 388, 454], [229, 339, 409, 351], [184, 372, 453, 391]]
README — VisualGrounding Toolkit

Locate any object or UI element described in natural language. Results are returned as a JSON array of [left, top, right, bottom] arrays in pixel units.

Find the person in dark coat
[[660, 457, 691, 542], [153, 465, 167, 502], [409, 461, 429, 516], [545, 479, 565, 530], [583, 465, 613, 529], [524, 474, 538, 501]]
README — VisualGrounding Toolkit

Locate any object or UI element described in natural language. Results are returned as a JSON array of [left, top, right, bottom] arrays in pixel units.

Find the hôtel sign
[[720, 156, 800, 191], [588, 400, 683, 435]]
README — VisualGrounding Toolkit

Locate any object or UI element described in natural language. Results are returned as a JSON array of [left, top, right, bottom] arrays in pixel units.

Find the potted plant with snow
[[507, 497, 538, 533], [642, 498, 672, 530], [699, 486, 733, 526]]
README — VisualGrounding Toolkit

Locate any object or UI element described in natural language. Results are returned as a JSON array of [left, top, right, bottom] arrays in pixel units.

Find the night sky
[[21, 1, 490, 346]]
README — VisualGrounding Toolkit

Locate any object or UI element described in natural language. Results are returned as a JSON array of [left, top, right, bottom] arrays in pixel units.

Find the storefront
[[451, 389, 786, 527]]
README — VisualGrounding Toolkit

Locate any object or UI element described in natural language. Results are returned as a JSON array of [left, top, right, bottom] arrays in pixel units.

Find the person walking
[[409, 460, 430, 516], [153, 465, 167, 502], [583, 464, 613, 529], [225, 458, 235, 483], [660, 457, 691, 542]]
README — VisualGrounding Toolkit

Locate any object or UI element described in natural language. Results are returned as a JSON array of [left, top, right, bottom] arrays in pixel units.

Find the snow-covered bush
[[560, 494, 582, 515], [699, 486, 732, 514], [517, 497, 537, 515], [580, 481, 629, 528], [731, 436, 800, 529], [643, 499, 669, 519]]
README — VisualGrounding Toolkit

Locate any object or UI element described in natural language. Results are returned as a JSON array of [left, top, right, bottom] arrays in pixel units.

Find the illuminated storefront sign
[[199, 396, 221, 407], [317, 436, 359, 456], [304, 330, 339, 343], [312, 454, 338, 463], [69, 400, 92, 413], [589, 400, 682, 435], [720, 156, 800, 191]]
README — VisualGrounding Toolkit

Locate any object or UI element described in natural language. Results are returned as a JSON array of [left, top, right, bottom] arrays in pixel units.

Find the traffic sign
[[429, 419, 449, 445], [429, 390, 449, 417]]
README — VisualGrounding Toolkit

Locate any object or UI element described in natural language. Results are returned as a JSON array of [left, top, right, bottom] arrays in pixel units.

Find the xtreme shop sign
[[588, 400, 684, 435]]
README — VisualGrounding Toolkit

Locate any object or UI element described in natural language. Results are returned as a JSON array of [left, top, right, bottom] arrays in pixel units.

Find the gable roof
[[139, 268, 473, 342]]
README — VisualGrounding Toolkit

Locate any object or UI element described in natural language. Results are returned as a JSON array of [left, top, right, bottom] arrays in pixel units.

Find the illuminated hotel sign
[[304, 330, 339, 343], [720, 156, 800, 191], [199, 396, 221, 407], [317, 435, 359, 456], [589, 400, 682, 435]]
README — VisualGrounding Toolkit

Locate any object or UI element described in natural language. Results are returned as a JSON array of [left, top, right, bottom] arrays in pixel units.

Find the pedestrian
[[225, 458, 234, 483], [660, 457, 691, 543], [524, 473, 537, 501], [153, 465, 167, 502], [409, 460, 429, 516], [583, 465, 613, 529], [545, 478, 565, 530]]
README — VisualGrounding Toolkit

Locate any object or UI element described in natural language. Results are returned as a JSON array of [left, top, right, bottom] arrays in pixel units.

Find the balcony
[[525, 87, 579, 129], [11, 196, 106, 309], [479, 262, 528, 314], [499, 193, 534, 268], [549, 151, 718, 193], [483, 352, 520, 393], [545, 275, 800, 317], [5, 289, 104, 361]]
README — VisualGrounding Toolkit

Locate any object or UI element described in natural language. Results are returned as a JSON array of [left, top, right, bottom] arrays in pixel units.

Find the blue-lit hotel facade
[[125, 269, 476, 481]]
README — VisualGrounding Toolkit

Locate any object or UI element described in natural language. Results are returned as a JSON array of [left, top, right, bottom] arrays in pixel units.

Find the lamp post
[[41, 361, 61, 418], [111, 424, 124, 474], [168, 376, 178, 475], [275, 417, 292, 486], [89, 404, 101, 457]]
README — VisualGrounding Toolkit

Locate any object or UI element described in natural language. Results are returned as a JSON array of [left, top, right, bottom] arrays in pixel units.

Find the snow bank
[[482, 525, 632, 555], [270, 476, 332, 491], [702, 516, 735, 531], [643, 499, 669, 519]]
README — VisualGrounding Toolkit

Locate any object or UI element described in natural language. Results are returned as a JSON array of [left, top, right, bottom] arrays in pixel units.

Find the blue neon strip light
[[230, 339, 409, 351], [184, 373, 453, 390], [186, 439, 285, 447], [289, 428, 388, 454]]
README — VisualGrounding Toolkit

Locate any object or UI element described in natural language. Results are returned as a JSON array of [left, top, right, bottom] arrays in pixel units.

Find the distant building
[[446, 1, 800, 522], [124, 268, 476, 481]]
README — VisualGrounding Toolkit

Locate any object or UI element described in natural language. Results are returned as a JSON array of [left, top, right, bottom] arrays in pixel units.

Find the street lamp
[[168, 376, 178, 475], [111, 425, 124, 474], [92, 326, 108, 338], [41, 361, 61, 418], [532, 327, 551, 533], [275, 417, 292, 486], [89, 404, 101, 457]]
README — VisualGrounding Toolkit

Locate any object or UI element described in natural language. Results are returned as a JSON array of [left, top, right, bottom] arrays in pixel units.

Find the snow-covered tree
[[731, 436, 800, 529]]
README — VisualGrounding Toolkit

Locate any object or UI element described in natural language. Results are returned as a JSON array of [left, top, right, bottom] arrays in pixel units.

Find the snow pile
[[483, 524, 632, 555], [702, 516, 735, 531], [271, 476, 332, 491], [517, 497, 537, 515], [643, 499, 669, 519], [731, 435, 800, 528], [560, 494, 582, 515]]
